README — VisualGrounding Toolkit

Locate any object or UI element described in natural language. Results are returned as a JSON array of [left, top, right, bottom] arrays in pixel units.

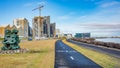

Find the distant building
[[64, 33, 73, 39], [13, 18, 29, 38], [0, 24, 17, 38], [50, 23, 56, 37], [67, 34, 73, 39], [55, 29, 60, 38], [75, 33, 91, 38]]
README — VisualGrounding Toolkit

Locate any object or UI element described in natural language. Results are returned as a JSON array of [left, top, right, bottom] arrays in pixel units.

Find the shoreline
[[71, 38, 120, 49]]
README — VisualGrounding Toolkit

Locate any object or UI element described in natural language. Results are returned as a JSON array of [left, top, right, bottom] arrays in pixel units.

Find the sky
[[0, 0, 120, 37]]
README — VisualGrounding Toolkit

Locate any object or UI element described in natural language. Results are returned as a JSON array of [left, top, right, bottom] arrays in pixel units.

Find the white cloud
[[37, 1, 46, 5], [57, 22, 120, 37], [57, 12, 76, 20], [24, 1, 46, 7], [57, 15, 70, 20], [56, 5, 120, 37], [96, 1, 120, 8], [77, 23, 120, 30]]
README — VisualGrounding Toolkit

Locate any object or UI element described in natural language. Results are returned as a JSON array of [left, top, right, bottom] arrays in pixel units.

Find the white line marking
[[66, 50, 68, 52], [70, 56, 74, 60]]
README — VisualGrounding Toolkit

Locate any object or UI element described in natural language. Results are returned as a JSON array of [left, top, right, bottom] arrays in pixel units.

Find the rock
[[0, 48, 29, 54]]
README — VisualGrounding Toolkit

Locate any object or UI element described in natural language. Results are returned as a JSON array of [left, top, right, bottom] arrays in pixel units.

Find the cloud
[[57, 12, 76, 20], [96, 1, 120, 8], [54, 0, 120, 36], [24, 1, 46, 7], [77, 23, 120, 30], [37, 1, 46, 5], [58, 15, 70, 20], [57, 10, 120, 34], [57, 22, 120, 37]]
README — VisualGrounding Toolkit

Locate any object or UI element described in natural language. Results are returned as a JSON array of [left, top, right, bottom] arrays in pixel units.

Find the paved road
[[54, 40, 102, 68], [68, 39, 120, 59]]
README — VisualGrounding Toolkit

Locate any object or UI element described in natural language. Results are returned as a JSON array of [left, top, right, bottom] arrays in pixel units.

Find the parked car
[[28, 37, 32, 41]]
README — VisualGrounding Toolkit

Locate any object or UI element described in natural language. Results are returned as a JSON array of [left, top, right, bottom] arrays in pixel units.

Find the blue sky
[[0, 0, 120, 37]]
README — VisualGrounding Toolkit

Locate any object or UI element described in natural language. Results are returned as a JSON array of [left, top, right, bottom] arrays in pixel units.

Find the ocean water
[[96, 38, 120, 44], [91, 32, 120, 37]]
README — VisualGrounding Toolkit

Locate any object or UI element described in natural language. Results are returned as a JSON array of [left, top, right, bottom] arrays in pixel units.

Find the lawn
[[63, 40, 120, 68], [0, 39, 56, 68]]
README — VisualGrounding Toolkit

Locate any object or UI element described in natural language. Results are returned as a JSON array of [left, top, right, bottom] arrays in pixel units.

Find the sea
[[95, 38, 120, 44]]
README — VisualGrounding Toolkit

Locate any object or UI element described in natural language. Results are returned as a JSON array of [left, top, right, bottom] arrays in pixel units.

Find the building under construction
[[32, 16, 56, 39]]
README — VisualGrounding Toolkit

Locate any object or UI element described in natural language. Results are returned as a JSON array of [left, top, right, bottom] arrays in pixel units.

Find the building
[[63, 33, 73, 39], [75, 33, 91, 38], [28, 25, 33, 37], [32, 16, 44, 39], [43, 16, 50, 37], [13, 18, 29, 38], [50, 23, 56, 37], [55, 29, 60, 38], [32, 16, 54, 39], [66, 34, 73, 39], [0, 24, 17, 38], [0, 26, 6, 38]]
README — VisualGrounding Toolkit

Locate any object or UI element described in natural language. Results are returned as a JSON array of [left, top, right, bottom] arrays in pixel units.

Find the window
[[17, 21, 19, 26]]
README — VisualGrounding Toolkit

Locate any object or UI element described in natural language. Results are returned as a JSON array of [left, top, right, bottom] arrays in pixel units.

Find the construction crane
[[32, 5, 44, 17], [32, 5, 44, 39]]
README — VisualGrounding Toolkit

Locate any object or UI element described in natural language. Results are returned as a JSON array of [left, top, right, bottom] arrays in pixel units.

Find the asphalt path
[[54, 40, 102, 68], [68, 39, 120, 59]]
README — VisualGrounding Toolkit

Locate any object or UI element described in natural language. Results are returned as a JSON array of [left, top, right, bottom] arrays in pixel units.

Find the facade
[[13, 18, 29, 38], [32, 16, 44, 39], [50, 23, 56, 37], [0, 27, 5, 38], [75, 33, 91, 38], [43, 16, 50, 37], [28, 25, 33, 37], [64, 33, 73, 39], [55, 29, 60, 38], [32, 16, 53, 39], [0, 24, 17, 38]]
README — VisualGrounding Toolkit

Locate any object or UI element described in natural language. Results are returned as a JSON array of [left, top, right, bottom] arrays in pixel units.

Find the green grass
[[63, 40, 120, 68], [0, 40, 56, 68], [0, 38, 3, 41]]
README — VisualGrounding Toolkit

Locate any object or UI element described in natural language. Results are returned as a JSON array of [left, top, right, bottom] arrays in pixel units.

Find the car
[[28, 37, 32, 41]]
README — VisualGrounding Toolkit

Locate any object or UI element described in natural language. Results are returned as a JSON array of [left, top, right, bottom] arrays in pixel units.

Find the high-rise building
[[32, 16, 44, 39], [43, 16, 50, 37], [32, 16, 51, 39], [50, 23, 56, 37], [13, 18, 29, 38], [28, 25, 33, 37]]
